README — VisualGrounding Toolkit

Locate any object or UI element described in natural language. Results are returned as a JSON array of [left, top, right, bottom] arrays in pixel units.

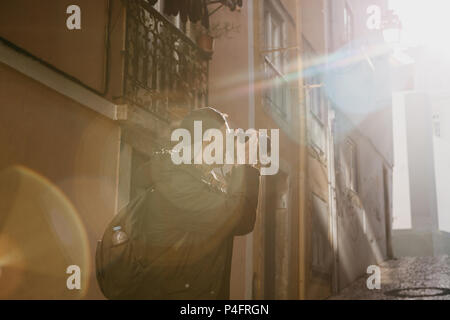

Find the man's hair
[[180, 107, 229, 143]]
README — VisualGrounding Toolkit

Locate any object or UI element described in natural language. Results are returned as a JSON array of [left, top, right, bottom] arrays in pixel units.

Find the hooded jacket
[[132, 148, 260, 299]]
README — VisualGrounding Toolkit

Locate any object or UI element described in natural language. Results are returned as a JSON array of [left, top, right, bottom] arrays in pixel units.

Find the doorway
[[264, 171, 291, 299]]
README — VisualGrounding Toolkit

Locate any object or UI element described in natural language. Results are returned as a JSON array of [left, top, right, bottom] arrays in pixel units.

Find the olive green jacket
[[133, 149, 260, 300]]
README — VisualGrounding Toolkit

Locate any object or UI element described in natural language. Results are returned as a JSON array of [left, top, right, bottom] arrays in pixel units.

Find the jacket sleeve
[[229, 166, 260, 236], [151, 161, 259, 240]]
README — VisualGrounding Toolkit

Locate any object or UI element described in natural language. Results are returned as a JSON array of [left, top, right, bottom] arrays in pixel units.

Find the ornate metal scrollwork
[[124, 0, 209, 122]]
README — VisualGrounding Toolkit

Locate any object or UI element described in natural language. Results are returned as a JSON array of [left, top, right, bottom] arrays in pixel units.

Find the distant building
[[326, 0, 394, 292], [392, 46, 450, 257]]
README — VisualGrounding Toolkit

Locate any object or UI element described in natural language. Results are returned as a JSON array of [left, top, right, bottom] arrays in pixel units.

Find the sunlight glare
[[390, 0, 450, 52]]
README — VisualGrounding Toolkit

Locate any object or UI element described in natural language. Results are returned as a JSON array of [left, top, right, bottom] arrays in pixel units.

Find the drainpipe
[[295, 1, 308, 300], [245, 0, 256, 300]]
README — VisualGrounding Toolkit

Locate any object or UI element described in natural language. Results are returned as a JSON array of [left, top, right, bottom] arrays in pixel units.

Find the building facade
[[325, 0, 394, 292], [0, 0, 394, 299], [392, 46, 450, 257]]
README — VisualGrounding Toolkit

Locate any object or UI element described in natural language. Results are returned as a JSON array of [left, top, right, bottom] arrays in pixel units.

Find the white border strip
[[0, 41, 127, 121]]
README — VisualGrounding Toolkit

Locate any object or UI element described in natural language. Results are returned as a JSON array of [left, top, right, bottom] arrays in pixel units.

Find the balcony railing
[[124, 0, 209, 123]]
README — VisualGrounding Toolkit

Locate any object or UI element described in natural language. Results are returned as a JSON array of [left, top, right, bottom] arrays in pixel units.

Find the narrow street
[[330, 256, 450, 300]]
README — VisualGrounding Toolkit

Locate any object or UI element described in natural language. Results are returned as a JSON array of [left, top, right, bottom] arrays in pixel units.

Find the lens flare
[[0, 166, 90, 299]]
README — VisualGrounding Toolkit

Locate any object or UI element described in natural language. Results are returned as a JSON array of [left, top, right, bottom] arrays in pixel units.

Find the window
[[305, 70, 327, 153], [343, 3, 354, 43], [264, 2, 289, 120], [433, 114, 441, 137], [264, 1, 289, 120], [310, 114, 326, 154], [311, 87, 323, 120], [265, 9, 284, 72], [307, 75, 326, 123], [342, 139, 357, 192], [303, 41, 327, 153]]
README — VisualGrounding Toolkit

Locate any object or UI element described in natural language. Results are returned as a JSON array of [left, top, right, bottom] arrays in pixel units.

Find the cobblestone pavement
[[330, 256, 450, 300]]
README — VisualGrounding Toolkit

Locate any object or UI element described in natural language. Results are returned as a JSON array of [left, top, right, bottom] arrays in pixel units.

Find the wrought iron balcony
[[124, 0, 209, 123]]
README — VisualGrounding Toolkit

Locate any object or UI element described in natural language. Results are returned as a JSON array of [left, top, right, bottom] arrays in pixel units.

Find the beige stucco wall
[[0, 0, 110, 94], [302, 0, 327, 55], [0, 63, 120, 299], [209, 0, 303, 300]]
